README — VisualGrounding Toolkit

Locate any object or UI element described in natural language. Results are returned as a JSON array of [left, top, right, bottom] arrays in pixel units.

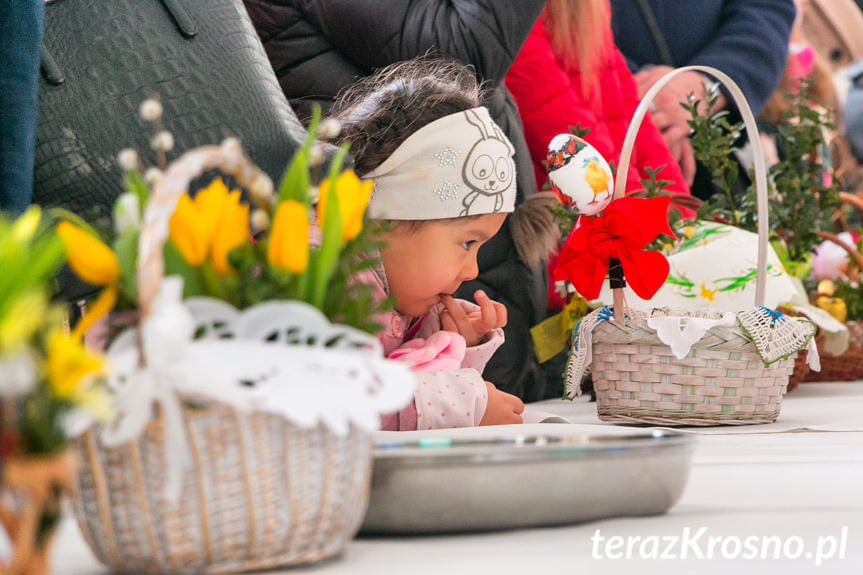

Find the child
[[331, 59, 526, 430]]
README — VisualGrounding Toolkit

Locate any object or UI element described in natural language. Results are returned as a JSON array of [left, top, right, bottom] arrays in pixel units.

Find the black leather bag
[[34, 0, 307, 224]]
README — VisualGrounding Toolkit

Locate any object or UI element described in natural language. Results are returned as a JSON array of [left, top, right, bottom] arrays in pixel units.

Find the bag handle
[[633, 0, 675, 67], [614, 65, 769, 307], [41, 0, 196, 85]]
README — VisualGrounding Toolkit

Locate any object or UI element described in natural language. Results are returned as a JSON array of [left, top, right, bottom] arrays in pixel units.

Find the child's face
[[380, 213, 507, 317]]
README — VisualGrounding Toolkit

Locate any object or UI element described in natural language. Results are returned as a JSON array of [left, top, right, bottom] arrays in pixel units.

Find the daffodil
[[317, 170, 373, 243], [268, 200, 309, 273], [57, 222, 120, 286], [45, 329, 107, 400], [169, 178, 249, 276]]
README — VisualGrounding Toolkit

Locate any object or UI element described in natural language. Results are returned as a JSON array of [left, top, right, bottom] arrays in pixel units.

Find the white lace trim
[[564, 305, 817, 399]]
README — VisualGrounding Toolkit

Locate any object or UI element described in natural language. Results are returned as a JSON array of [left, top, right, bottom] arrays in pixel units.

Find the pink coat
[[357, 267, 504, 431]]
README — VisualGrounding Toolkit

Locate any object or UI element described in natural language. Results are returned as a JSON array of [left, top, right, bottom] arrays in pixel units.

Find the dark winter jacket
[[609, 0, 795, 117], [243, 0, 555, 401]]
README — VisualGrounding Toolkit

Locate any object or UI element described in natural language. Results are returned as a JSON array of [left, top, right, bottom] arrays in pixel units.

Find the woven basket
[[805, 197, 863, 382], [586, 66, 805, 426], [70, 145, 374, 572], [72, 405, 371, 573], [807, 320, 863, 381]]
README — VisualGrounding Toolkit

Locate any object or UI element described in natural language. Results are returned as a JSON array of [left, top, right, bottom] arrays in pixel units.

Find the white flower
[[113, 192, 141, 234], [0, 353, 37, 397], [309, 144, 324, 167], [810, 232, 855, 281], [117, 149, 139, 171], [220, 137, 242, 155], [144, 167, 163, 186], [139, 99, 163, 122], [251, 209, 270, 233], [220, 138, 243, 173], [318, 118, 341, 139], [250, 173, 274, 204], [150, 131, 174, 152]]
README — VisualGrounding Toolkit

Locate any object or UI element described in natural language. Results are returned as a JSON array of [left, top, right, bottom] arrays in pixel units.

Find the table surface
[[54, 383, 863, 575]]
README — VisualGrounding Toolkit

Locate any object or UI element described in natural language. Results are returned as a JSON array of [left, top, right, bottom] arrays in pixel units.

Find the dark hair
[[330, 58, 483, 177]]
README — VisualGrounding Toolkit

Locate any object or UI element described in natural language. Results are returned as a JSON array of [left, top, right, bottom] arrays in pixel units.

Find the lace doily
[[564, 305, 817, 400]]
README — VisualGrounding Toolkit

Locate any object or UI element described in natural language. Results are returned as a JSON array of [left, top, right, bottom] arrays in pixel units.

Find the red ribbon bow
[[554, 196, 676, 301]]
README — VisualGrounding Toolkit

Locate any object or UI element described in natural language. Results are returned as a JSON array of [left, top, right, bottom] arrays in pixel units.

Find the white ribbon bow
[[100, 277, 252, 503]]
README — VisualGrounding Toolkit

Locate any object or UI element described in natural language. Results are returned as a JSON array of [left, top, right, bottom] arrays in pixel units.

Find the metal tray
[[361, 428, 695, 534]]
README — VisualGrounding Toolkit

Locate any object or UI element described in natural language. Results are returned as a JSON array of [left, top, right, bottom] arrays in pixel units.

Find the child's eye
[[460, 240, 476, 251]]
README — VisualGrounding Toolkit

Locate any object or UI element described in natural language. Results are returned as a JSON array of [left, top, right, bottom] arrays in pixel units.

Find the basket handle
[[615, 65, 769, 307], [137, 145, 271, 326], [839, 191, 863, 214]]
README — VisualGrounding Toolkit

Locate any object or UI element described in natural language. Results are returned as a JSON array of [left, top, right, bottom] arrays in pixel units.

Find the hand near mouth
[[439, 290, 507, 347]]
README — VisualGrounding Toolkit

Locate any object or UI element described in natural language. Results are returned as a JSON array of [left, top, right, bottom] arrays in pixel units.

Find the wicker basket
[[806, 320, 863, 382], [582, 66, 810, 426], [70, 145, 376, 572], [72, 405, 371, 573]]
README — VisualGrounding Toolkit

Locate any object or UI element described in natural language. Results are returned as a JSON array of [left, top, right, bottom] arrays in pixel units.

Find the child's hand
[[480, 381, 524, 426], [440, 290, 507, 347]]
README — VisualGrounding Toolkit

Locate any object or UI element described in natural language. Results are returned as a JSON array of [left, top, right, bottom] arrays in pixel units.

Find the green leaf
[[163, 240, 204, 297], [113, 228, 139, 301], [310, 143, 349, 308]]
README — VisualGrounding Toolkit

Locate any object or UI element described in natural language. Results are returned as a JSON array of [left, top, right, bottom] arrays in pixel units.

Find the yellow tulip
[[268, 201, 309, 273], [57, 222, 120, 286], [169, 194, 211, 266], [45, 329, 106, 400], [210, 190, 250, 276], [317, 171, 373, 243], [169, 178, 250, 274]]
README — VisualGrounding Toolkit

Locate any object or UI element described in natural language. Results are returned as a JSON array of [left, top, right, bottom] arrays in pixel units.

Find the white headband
[[364, 107, 517, 220]]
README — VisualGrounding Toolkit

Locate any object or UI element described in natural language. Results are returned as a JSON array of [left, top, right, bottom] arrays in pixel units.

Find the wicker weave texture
[[71, 402, 371, 574], [590, 320, 794, 426], [806, 320, 863, 382]]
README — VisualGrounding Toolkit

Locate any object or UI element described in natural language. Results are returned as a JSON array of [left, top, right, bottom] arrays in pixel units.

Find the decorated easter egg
[[546, 133, 614, 216]]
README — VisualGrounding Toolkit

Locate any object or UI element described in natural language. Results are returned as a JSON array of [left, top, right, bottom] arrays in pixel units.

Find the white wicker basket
[[572, 66, 815, 426], [70, 145, 411, 572]]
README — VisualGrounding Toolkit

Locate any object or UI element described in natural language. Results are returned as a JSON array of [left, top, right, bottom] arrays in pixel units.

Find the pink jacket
[[358, 267, 504, 431]]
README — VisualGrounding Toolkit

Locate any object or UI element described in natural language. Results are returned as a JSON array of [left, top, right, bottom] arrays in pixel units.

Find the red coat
[[506, 19, 690, 198], [506, 19, 692, 310]]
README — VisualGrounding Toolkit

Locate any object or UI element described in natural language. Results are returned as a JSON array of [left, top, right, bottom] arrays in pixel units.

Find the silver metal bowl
[[361, 429, 695, 534]]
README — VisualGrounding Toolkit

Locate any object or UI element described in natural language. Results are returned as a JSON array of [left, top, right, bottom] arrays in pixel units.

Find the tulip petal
[[57, 222, 120, 286]]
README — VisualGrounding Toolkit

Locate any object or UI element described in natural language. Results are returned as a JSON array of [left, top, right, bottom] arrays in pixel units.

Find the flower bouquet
[[56, 102, 413, 573], [0, 208, 111, 575], [554, 67, 815, 426]]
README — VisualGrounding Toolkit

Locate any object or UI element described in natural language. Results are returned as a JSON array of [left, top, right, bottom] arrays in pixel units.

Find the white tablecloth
[[54, 383, 863, 574]]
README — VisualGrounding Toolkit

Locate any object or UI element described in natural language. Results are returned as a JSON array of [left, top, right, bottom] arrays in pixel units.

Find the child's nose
[[460, 257, 479, 281]]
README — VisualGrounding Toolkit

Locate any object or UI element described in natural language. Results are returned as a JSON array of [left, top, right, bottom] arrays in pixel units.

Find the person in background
[[243, 0, 559, 402], [332, 60, 526, 430], [0, 0, 44, 213], [507, 0, 691, 209], [609, 0, 796, 195]]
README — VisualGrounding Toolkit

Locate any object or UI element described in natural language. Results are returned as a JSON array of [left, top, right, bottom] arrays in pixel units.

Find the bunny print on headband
[[364, 107, 517, 221]]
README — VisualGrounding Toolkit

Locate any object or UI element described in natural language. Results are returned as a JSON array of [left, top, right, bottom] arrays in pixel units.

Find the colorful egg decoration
[[546, 133, 614, 216]]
